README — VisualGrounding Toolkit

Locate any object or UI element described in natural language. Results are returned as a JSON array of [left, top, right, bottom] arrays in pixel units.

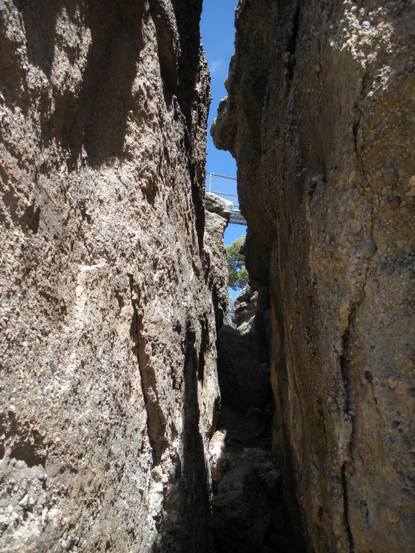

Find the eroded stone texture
[[0, 2, 225, 551], [213, 1, 415, 552]]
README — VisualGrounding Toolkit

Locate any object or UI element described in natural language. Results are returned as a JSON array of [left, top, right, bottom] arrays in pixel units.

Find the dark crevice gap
[[339, 306, 356, 553], [211, 286, 308, 553], [340, 308, 355, 416], [342, 464, 355, 553]]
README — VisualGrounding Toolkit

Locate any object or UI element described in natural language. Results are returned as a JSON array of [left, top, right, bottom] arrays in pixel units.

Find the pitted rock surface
[[213, 1, 415, 552], [0, 2, 225, 552]]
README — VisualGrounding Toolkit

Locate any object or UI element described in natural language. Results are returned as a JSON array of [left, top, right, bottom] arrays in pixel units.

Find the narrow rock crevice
[[1, 1, 414, 552], [341, 464, 355, 553], [211, 285, 307, 553], [339, 306, 356, 417], [286, 3, 301, 83]]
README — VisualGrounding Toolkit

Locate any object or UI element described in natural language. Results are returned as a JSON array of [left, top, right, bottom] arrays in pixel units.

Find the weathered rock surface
[[204, 206, 230, 331], [211, 454, 272, 553], [213, 1, 415, 552], [0, 2, 226, 552], [234, 284, 258, 332], [211, 446, 304, 553]]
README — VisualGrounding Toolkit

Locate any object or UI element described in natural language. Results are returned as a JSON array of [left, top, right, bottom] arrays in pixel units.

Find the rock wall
[[213, 1, 415, 552], [0, 2, 226, 551]]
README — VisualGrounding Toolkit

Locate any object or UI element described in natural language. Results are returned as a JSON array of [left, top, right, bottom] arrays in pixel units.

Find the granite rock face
[[213, 1, 415, 552], [0, 2, 225, 552]]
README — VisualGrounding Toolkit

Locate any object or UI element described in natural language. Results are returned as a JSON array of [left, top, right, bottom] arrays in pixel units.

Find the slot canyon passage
[[0, 0, 414, 552]]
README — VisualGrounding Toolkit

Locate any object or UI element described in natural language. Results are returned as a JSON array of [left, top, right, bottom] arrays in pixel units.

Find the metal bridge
[[206, 172, 247, 226]]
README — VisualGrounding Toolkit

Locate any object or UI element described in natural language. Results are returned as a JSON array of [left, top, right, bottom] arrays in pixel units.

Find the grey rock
[[234, 285, 258, 329]]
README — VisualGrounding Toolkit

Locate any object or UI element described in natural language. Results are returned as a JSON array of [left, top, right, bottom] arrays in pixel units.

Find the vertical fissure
[[339, 306, 356, 553], [128, 274, 168, 467], [286, 3, 301, 83]]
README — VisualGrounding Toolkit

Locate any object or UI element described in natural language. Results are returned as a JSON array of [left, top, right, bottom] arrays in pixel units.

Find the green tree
[[226, 236, 249, 290]]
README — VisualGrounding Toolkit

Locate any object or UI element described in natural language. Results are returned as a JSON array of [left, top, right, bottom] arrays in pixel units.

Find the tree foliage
[[226, 236, 248, 290]]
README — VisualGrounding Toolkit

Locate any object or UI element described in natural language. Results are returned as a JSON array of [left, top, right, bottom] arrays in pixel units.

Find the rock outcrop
[[0, 2, 227, 552], [204, 198, 232, 330], [213, 1, 415, 552]]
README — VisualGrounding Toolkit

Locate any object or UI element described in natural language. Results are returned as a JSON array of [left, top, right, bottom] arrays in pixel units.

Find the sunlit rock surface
[[0, 2, 226, 551], [213, 1, 415, 552]]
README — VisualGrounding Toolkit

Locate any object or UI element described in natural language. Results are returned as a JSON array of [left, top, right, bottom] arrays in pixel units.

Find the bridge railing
[[206, 172, 239, 207], [206, 172, 246, 226]]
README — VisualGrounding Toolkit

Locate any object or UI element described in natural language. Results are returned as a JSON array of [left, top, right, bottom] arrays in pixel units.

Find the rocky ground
[[1, 1, 414, 552]]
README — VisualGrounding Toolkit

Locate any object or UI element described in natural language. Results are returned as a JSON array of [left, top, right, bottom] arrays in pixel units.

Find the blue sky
[[201, 1, 245, 250]]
